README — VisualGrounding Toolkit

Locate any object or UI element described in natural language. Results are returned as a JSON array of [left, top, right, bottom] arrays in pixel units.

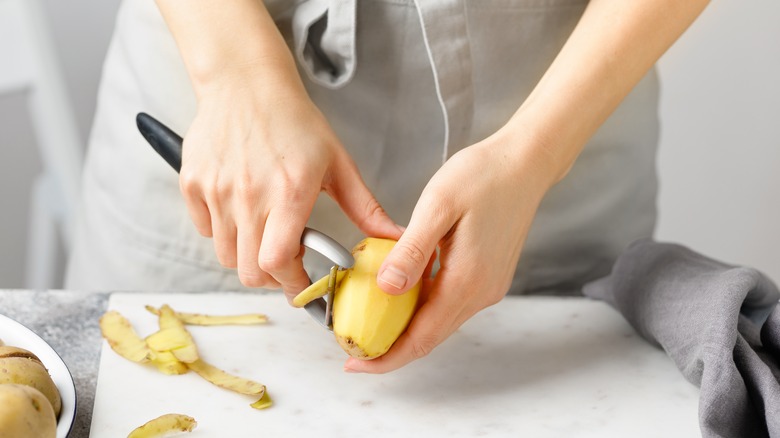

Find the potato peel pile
[[99, 304, 273, 437]]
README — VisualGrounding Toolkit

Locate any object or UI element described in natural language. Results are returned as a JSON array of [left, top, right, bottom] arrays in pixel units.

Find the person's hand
[[180, 71, 400, 298], [156, 0, 401, 298], [343, 127, 558, 373]]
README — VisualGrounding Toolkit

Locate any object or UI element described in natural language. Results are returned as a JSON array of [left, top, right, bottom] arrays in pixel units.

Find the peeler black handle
[[136, 112, 183, 173]]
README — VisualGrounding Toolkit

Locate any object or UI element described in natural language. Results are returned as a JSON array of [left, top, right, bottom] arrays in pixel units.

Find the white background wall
[[0, 0, 778, 289], [655, 0, 780, 282]]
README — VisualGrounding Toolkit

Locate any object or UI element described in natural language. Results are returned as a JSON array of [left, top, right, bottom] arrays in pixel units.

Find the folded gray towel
[[583, 239, 780, 438]]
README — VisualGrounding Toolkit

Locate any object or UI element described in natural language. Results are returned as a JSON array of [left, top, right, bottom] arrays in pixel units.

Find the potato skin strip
[[127, 413, 197, 438], [146, 305, 199, 363], [250, 392, 274, 410], [100, 311, 153, 363], [187, 359, 266, 396], [101, 305, 274, 413], [144, 305, 268, 326], [292, 270, 346, 308]]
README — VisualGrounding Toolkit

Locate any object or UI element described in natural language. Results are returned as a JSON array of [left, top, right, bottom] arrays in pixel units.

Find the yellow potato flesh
[[332, 238, 420, 359], [250, 391, 273, 410]]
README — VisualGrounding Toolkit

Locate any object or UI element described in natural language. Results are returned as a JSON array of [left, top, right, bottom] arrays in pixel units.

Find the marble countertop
[[0, 290, 701, 437]]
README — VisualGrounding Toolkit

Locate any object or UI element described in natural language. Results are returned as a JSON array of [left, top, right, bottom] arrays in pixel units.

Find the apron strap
[[413, 0, 475, 163]]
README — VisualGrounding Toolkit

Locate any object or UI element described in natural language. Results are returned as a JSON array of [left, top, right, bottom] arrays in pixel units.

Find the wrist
[[188, 50, 301, 97], [492, 115, 580, 191], [155, 0, 302, 99]]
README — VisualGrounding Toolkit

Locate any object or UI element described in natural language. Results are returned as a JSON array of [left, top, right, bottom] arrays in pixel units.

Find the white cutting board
[[91, 293, 700, 437]]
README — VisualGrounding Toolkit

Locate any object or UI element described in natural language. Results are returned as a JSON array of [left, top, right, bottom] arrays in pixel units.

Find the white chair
[[0, 0, 83, 289]]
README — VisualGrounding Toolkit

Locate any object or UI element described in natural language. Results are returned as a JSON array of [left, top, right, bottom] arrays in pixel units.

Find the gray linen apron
[[66, 0, 660, 295]]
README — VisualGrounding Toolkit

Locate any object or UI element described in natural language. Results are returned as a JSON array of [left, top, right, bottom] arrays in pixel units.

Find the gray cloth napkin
[[583, 239, 780, 438]]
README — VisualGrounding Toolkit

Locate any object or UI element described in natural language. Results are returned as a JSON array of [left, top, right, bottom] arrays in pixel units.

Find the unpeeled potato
[[0, 346, 62, 417], [0, 383, 57, 438]]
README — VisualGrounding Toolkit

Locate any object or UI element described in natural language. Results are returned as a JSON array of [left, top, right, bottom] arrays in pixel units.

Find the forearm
[[506, 0, 709, 185], [155, 0, 301, 97]]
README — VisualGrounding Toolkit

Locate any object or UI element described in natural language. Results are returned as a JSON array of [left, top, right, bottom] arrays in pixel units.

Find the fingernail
[[379, 266, 407, 290], [343, 366, 361, 374]]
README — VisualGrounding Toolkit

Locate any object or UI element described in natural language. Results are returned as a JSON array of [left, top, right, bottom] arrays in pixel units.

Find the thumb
[[377, 208, 451, 296]]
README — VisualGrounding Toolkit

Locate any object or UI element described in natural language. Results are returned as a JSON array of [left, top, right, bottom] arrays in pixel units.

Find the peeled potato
[[0, 383, 57, 438], [0, 346, 62, 417]]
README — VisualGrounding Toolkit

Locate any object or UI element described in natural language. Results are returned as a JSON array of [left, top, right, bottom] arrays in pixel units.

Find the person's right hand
[[180, 70, 401, 298]]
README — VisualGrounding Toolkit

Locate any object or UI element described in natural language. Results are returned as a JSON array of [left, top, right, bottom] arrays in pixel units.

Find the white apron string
[[292, 0, 474, 162], [412, 0, 475, 163]]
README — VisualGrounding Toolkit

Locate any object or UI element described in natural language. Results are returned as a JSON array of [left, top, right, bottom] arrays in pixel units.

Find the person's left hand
[[343, 126, 559, 373]]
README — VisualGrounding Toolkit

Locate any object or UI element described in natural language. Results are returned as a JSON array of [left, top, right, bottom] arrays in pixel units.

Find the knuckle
[[399, 239, 428, 268], [238, 269, 270, 288], [214, 176, 233, 200], [235, 173, 262, 203], [258, 247, 297, 273], [214, 245, 237, 269], [358, 199, 388, 228], [421, 187, 457, 220], [178, 170, 201, 198], [275, 178, 311, 206]]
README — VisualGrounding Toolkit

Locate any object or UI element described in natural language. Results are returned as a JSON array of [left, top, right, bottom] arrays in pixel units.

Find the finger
[[343, 272, 464, 374], [207, 199, 238, 269], [235, 215, 279, 289], [327, 157, 403, 240], [179, 173, 213, 237], [258, 207, 313, 299], [377, 194, 455, 295]]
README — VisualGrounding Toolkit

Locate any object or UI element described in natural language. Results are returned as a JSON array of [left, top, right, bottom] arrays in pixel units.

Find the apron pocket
[[293, 0, 357, 89]]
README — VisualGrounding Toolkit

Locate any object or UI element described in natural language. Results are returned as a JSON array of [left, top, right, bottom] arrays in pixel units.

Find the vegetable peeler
[[135, 112, 353, 331]]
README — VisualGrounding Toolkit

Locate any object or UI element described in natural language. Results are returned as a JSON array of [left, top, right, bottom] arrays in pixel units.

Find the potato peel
[[144, 305, 268, 326], [100, 305, 273, 413], [250, 391, 274, 410], [292, 270, 347, 308], [146, 305, 199, 363], [127, 413, 197, 438], [100, 311, 153, 363], [147, 350, 188, 376], [187, 359, 266, 396]]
